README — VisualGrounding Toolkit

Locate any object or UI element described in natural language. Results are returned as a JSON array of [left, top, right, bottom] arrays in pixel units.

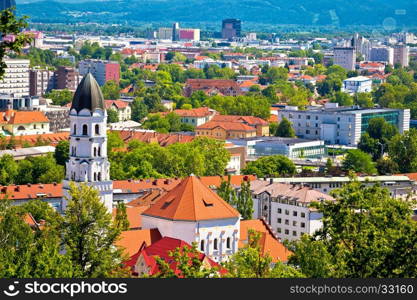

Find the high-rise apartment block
[[393, 45, 409, 67], [370, 46, 394, 65], [0, 59, 30, 97], [333, 47, 356, 71], [78, 59, 120, 86], [55, 66, 82, 91], [29, 68, 55, 96]]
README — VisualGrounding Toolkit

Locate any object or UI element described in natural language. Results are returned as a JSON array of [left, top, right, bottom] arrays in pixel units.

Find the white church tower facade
[[63, 73, 113, 212]]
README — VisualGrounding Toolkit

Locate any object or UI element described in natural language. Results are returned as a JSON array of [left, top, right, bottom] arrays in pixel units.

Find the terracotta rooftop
[[240, 219, 292, 262], [185, 79, 240, 89], [0, 110, 49, 125], [171, 107, 213, 118], [211, 115, 268, 126], [128, 189, 166, 207], [5, 132, 69, 147], [142, 176, 240, 221], [112, 205, 150, 230], [196, 121, 256, 132], [115, 130, 195, 147], [116, 228, 162, 257], [105, 100, 129, 110]]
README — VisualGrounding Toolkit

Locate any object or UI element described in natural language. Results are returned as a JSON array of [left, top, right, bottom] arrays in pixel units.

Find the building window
[[200, 240, 205, 251], [301, 222, 305, 228], [226, 237, 231, 249], [293, 231, 297, 236], [94, 173, 97, 181], [277, 218, 282, 224], [82, 124, 88, 135], [277, 208, 282, 213], [98, 172, 101, 181], [95, 124, 100, 135], [293, 221, 297, 226], [293, 211, 298, 217], [98, 147, 101, 157], [213, 238, 218, 250], [285, 209, 289, 215], [285, 229, 289, 235], [301, 212, 306, 218], [94, 147, 97, 157], [284, 219, 289, 225], [277, 228, 281, 233]]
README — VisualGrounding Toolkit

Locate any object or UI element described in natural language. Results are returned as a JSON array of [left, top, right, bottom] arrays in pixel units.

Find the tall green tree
[[62, 183, 126, 277], [242, 155, 296, 178], [388, 128, 417, 173], [115, 202, 129, 231], [54, 140, 69, 166], [0, 8, 32, 79], [289, 179, 417, 277], [275, 117, 295, 137], [236, 181, 254, 220], [107, 108, 119, 123], [342, 149, 376, 174], [101, 80, 120, 100]]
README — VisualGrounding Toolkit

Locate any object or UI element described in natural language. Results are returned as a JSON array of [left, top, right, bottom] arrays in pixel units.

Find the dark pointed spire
[[71, 73, 105, 114]]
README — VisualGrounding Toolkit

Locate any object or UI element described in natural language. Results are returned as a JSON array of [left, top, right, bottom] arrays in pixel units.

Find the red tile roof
[[0, 110, 49, 124], [172, 107, 212, 118], [211, 115, 268, 126], [112, 205, 150, 230], [115, 130, 195, 147], [185, 79, 240, 89], [142, 176, 240, 221], [239, 219, 292, 262], [5, 132, 69, 147], [126, 237, 221, 276], [105, 100, 129, 110], [196, 121, 256, 132], [116, 228, 162, 257]]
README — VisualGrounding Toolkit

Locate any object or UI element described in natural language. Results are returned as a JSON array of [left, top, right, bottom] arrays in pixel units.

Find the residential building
[[78, 59, 120, 86], [41, 106, 70, 132], [342, 76, 373, 94], [211, 115, 269, 136], [228, 137, 326, 159], [184, 79, 242, 97], [277, 104, 410, 146], [333, 47, 356, 71], [269, 175, 417, 201], [167, 107, 216, 127], [105, 100, 131, 121], [0, 109, 50, 135], [249, 180, 334, 241], [0, 94, 36, 110], [193, 59, 233, 69], [141, 175, 241, 262], [55, 66, 82, 91], [63, 73, 113, 213], [196, 121, 257, 140], [393, 45, 409, 67], [351, 33, 371, 60], [359, 62, 385, 73], [0, 59, 30, 97], [222, 19, 241, 40], [370, 46, 394, 65], [0, 146, 55, 160], [29, 68, 55, 96]]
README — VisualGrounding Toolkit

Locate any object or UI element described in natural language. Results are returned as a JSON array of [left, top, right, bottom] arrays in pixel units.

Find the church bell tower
[[62, 73, 113, 212]]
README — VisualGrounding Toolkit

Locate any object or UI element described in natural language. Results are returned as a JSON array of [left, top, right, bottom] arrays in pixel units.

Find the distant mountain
[[15, 0, 417, 28]]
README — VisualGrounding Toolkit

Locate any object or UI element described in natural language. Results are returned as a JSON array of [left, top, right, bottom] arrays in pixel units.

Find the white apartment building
[[370, 46, 394, 65], [194, 59, 233, 69], [277, 104, 409, 146], [0, 59, 30, 97], [342, 76, 373, 94], [334, 47, 356, 71], [249, 180, 334, 241]]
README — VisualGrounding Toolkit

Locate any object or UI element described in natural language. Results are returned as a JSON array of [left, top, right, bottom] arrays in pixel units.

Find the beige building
[[105, 100, 131, 121], [196, 121, 257, 140], [0, 110, 50, 136]]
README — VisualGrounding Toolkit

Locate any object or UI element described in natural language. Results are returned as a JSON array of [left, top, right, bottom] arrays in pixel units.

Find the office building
[[221, 19, 241, 40], [0, 59, 30, 97], [158, 27, 173, 40], [277, 104, 409, 146]]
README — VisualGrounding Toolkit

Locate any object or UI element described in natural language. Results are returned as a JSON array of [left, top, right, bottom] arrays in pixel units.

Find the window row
[[277, 228, 299, 237], [200, 237, 232, 252], [277, 208, 306, 218], [277, 218, 306, 228], [73, 124, 101, 136]]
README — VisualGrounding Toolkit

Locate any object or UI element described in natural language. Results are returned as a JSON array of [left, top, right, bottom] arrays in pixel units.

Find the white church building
[[62, 73, 113, 212]]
